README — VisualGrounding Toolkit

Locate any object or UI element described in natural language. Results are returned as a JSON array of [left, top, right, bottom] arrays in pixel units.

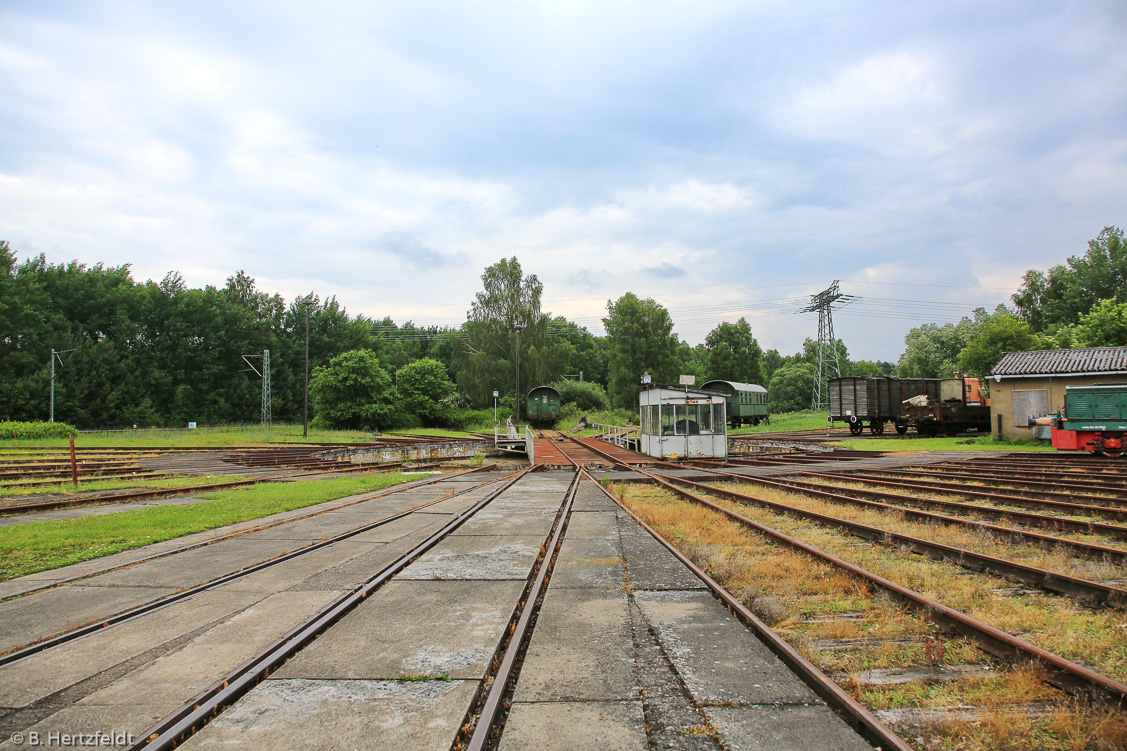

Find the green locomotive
[[1052, 384, 1127, 456]]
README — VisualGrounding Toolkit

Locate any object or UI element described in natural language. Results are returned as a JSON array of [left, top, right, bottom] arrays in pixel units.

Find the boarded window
[[1012, 389, 1049, 427]]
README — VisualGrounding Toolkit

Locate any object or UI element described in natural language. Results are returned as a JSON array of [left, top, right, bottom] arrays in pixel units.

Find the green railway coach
[[700, 380, 769, 427], [526, 385, 561, 425]]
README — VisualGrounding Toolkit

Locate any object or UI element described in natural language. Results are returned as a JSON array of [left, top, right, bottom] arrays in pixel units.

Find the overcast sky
[[2, 1, 1124, 362]]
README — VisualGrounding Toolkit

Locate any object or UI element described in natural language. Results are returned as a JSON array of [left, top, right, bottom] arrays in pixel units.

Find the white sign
[[679, 374, 696, 386], [188, 422, 197, 430]]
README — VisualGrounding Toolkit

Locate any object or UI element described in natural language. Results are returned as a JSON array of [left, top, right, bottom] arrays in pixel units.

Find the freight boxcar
[[700, 380, 769, 427], [1051, 384, 1127, 456], [901, 377, 990, 436], [828, 377, 904, 435], [526, 385, 561, 425]]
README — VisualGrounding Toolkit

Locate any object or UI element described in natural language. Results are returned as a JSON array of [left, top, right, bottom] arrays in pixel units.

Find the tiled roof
[[991, 347, 1127, 377]]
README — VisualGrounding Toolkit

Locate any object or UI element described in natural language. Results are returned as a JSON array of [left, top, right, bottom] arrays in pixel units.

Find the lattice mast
[[261, 349, 272, 426], [799, 281, 853, 410]]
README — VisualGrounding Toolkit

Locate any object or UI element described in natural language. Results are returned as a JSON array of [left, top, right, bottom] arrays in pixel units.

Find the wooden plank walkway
[[533, 436, 651, 467]]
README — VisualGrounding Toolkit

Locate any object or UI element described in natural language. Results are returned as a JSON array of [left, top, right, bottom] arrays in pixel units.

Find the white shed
[[638, 384, 728, 459]]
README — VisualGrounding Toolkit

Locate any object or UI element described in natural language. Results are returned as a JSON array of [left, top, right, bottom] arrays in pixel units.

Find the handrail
[[589, 422, 639, 448]]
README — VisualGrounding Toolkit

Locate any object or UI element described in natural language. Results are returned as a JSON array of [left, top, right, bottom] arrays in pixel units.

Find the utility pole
[[48, 348, 77, 422], [303, 303, 310, 438], [514, 323, 525, 427], [799, 281, 854, 410], [241, 350, 273, 427]]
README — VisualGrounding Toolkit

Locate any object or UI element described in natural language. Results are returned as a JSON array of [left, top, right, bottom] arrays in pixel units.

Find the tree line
[[896, 226, 1126, 383], [3, 226, 1117, 429]]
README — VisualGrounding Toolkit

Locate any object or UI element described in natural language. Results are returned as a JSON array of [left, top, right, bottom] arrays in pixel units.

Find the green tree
[[1013, 226, 1127, 331], [552, 379, 611, 412], [452, 258, 572, 412], [310, 349, 397, 430], [767, 362, 817, 413], [704, 318, 763, 384], [957, 314, 1042, 380], [848, 360, 894, 377], [761, 349, 786, 385], [397, 357, 456, 426], [1070, 298, 1127, 347], [603, 293, 680, 409]]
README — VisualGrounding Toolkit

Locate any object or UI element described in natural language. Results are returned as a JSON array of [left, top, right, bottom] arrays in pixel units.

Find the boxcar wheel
[[870, 421, 885, 435], [895, 423, 908, 435], [849, 422, 863, 436]]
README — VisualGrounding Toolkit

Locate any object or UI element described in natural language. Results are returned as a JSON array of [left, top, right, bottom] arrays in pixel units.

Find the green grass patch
[[833, 436, 1056, 452], [730, 410, 831, 434], [0, 475, 246, 499], [0, 473, 418, 582], [385, 428, 479, 439]]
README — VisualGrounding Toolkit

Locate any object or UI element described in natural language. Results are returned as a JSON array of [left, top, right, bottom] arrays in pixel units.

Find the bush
[[552, 380, 611, 412], [0, 421, 79, 440]]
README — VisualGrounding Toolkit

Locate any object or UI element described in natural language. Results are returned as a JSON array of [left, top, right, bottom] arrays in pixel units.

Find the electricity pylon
[[799, 281, 854, 410]]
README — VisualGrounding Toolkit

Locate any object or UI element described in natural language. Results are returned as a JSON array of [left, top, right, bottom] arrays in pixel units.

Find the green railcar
[[700, 380, 769, 427], [526, 385, 561, 425]]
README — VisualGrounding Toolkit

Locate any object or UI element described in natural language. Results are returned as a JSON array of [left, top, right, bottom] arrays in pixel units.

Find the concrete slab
[[0, 584, 179, 653], [85, 539, 304, 589], [549, 535, 625, 589], [499, 700, 647, 751], [180, 678, 477, 751], [628, 600, 724, 750], [634, 590, 818, 706], [79, 590, 344, 707], [706, 704, 874, 751], [398, 535, 544, 580], [226, 511, 382, 541], [564, 510, 618, 539], [452, 503, 557, 537], [0, 702, 176, 751], [0, 588, 265, 707], [617, 520, 707, 591], [571, 483, 620, 513], [512, 588, 635, 702], [210, 541, 379, 593], [274, 580, 524, 680], [331, 510, 447, 544]]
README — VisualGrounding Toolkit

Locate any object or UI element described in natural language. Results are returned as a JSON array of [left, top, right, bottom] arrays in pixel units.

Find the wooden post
[[68, 434, 79, 487]]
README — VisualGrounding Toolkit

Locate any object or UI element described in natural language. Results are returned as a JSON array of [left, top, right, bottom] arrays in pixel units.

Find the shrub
[[552, 380, 611, 412], [0, 421, 79, 440]]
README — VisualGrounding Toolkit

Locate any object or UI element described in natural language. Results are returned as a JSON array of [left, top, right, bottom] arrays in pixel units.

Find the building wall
[[990, 374, 1127, 440]]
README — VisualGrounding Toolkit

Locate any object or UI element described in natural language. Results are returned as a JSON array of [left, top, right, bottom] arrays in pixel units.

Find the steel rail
[[881, 466, 1127, 494], [840, 468, 1127, 508], [126, 467, 535, 751], [596, 473, 913, 751], [0, 476, 287, 516], [460, 468, 582, 751], [655, 472, 1127, 608], [0, 466, 494, 604], [0, 455, 448, 517], [0, 468, 513, 667], [803, 471, 1127, 523], [750, 473, 1127, 551], [633, 468, 1127, 706]]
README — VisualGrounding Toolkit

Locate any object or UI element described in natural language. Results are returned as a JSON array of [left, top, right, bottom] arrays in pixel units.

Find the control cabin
[[638, 384, 728, 460]]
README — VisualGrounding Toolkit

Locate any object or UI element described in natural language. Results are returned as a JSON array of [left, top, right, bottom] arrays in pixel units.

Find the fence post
[[68, 434, 79, 487]]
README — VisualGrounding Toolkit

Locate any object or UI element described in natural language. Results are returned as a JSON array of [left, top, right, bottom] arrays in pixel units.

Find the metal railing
[[590, 423, 639, 450]]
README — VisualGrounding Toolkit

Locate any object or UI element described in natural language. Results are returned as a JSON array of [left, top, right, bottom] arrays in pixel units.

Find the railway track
[[0, 459, 908, 750], [607, 461, 1127, 746]]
